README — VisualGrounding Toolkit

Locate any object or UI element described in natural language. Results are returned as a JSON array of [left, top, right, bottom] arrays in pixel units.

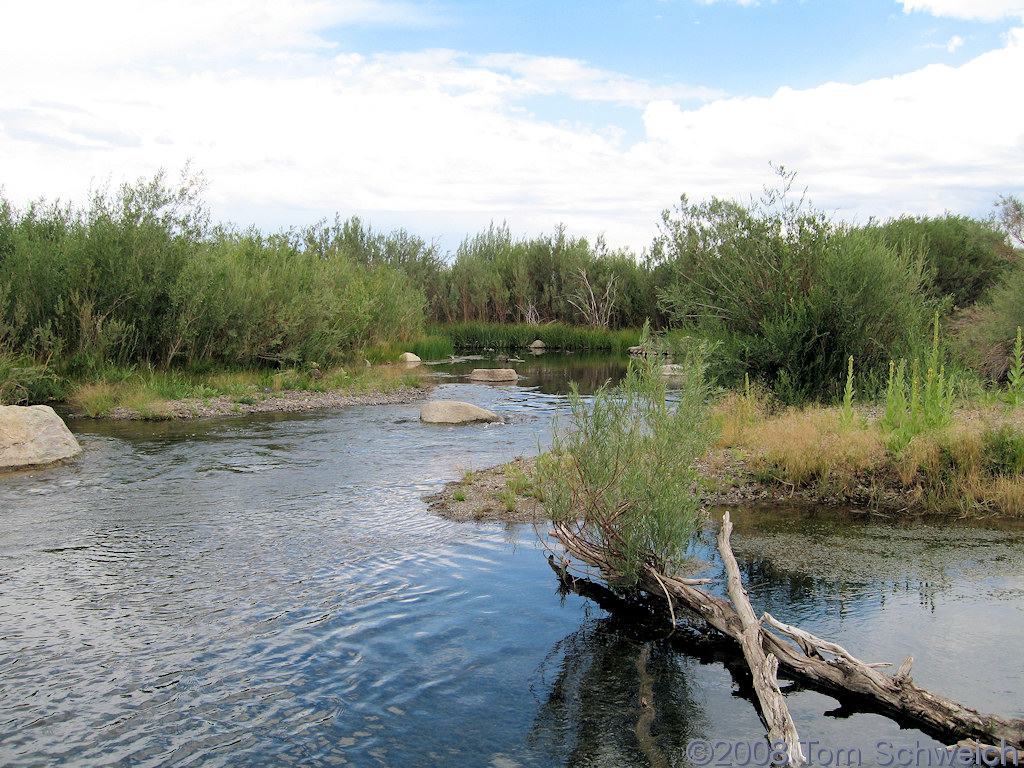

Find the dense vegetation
[[0, 172, 424, 393], [1, 167, 1021, 409], [538, 328, 717, 584]]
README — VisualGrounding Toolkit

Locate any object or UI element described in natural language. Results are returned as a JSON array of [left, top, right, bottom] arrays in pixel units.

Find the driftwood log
[[548, 514, 1024, 754], [718, 513, 806, 765]]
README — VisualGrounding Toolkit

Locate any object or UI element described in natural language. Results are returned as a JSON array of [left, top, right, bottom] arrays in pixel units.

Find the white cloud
[[1, 2, 1022, 253], [899, 0, 1024, 21], [467, 53, 724, 105], [923, 34, 966, 52], [0, 0, 437, 72], [634, 26, 1024, 223]]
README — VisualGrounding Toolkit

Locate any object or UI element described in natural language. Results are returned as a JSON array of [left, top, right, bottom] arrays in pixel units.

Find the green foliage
[[408, 334, 455, 360], [0, 352, 65, 404], [840, 356, 856, 427], [953, 266, 1024, 382], [982, 424, 1024, 477], [497, 488, 519, 513], [436, 322, 638, 352], [882, 314, 957, 449], [537, 327, 717, 585], [505, 467, 533, 495], [653, 172, 937, 402], [0, 171, 427, 386], [871, 213, 1013, 308], [1007, 327, 1024, 406], [431, 223, 658, 328]]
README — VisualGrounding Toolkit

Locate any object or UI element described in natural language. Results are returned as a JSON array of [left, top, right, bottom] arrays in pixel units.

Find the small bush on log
[[537, 327, 717, 585]]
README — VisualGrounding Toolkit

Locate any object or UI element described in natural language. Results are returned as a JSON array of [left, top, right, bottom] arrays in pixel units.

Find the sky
[[2, 0, 1023, 254]]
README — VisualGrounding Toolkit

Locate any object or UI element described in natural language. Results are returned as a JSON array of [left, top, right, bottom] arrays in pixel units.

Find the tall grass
[[407, 334, 455, 360], [717, 394, 1024, 516]]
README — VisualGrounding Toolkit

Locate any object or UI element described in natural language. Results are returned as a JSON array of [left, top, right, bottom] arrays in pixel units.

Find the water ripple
[[2, 375, 1024, 766]]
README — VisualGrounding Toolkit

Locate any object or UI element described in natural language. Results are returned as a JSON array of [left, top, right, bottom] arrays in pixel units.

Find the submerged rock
[[0, 405, 82, 469], [420, 401, 503, 425], [468, 368, 518, 382]]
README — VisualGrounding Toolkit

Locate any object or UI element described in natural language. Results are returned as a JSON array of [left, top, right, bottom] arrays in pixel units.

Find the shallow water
[[2, 357, 1022, 767]]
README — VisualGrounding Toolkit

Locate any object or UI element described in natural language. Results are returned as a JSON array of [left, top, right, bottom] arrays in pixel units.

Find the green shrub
[[653, 175, 937, 402], [871, 213, 1014, 309], [982, 424, 1024, 477], [537, 328, 717, 584], [952, 266, 1024, 382], [0, 170, 428, 394]]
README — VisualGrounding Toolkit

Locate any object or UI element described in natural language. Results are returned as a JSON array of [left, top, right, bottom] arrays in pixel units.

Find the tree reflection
[[528, 614, 733, 768]]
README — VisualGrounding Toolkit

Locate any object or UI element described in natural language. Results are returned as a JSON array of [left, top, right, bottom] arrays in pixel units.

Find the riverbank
[[70, 385, 432, 420], [60, 364, 433, 420], [426, 400, 1024, 522], [424, 450, 785, 524]]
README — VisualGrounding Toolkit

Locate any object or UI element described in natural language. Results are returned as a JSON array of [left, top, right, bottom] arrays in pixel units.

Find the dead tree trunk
[[548, 517, 1024, 751], [718, 513, 806, 765]]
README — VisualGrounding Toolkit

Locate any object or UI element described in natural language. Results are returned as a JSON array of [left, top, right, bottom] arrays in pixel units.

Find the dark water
[[1, 356, 1022, 767]]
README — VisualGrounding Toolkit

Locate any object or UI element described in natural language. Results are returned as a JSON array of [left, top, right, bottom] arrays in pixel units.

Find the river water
[[1, 355, 1022, 767]]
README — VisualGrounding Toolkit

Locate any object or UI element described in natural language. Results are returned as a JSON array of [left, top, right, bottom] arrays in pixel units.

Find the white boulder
[[469, 368, 518, 382], [420, 401, 503, 424], [0, 405, 82, 469]]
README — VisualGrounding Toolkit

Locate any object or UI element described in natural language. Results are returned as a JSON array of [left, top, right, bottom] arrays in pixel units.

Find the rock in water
[[660, 364, 689, 379], [468, 368, 518, 382], [529, 339, 545, 350], [0, 405, 82, 469], [420, 401, 503, 424], [398, 352, 421, 362]]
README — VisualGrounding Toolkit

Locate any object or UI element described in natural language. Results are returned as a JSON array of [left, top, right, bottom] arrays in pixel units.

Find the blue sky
[[1, 0, 1023, 253]]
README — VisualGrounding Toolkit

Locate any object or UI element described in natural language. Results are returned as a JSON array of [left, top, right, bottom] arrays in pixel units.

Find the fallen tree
[[547, 512, 1024, 756], [537, 333, 1024, 762]]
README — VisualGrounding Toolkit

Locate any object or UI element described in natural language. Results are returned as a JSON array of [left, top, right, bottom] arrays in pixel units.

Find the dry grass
[[722, 399, 1024, 516], [744, 408, 885, 493], [713, 388, 771, 448]]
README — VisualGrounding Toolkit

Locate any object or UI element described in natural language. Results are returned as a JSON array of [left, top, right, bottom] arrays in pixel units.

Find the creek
[[1, 354, 1022, 767]]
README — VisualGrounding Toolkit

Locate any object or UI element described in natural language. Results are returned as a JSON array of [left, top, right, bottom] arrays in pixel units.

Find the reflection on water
[[1, 356, 1022, 767], [530, 619, 708, 768], [425, 351, 629, 396]]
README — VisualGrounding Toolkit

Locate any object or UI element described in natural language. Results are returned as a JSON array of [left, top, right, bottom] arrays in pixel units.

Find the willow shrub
[[952, 265, 1024, 382], [537, 331, 717, 585], [654, 184, 939, 403], [0, 172, 426, 385], [870, 214, 1014, 309]]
